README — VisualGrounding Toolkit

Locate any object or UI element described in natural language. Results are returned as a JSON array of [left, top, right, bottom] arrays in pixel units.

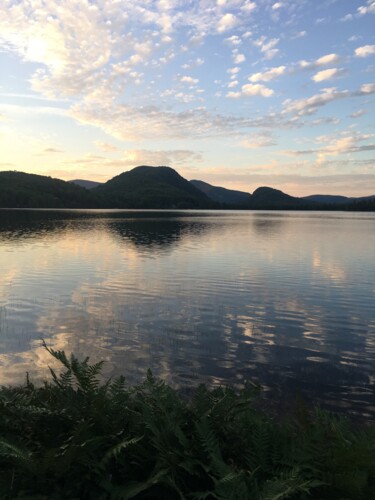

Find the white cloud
[[233, 53, 246, 64], [249, 65, 286, 82], [340, 14, 353, 22], [355, 45, 375, 57], [315, 132, 375, 164], [283, 88, 349, 116], [360, 83, 375, 93], [283, 83, 375, 118], [226, 91, 241, 99], [299, 53, 340, 70], [291, 31, 307, 39], [350, 109, 367, 118], [357, 2, 375, 15], [227, 67, 240, 75], [312, 68, 341, 83], [180, 75, 199, 84], [217, 13, 238, 33], [241, 2, 257, 13], [253, 36, 280, 59], [225, 35, 242, 46], [241, 83, 274, 97], [272, 2, 283, 10]]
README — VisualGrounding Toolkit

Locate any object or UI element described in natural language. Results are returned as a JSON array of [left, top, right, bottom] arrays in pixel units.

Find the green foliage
[[0, 347, 373, 499]]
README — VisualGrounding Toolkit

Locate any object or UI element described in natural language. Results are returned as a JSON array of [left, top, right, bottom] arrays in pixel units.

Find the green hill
[[93, 165, 213, 209], [0, 171, 98, 208]]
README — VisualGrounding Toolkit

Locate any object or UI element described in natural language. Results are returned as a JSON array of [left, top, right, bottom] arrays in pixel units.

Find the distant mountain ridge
[[190, 180, 252, 206], [1, 167, 374, 210], [302, 194, 375, 204], [69, 179, 102, 189]]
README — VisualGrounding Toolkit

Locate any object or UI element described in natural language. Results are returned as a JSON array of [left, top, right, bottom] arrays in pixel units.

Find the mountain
[[0, 171, 98, 208], [303, 194, 375, 205], [249, 187, 303, 209], [69, 179, 102, 189], [93, 166, 213, 209], [191, 181, 310, 209], [191, 179, 252, 207], [1, 167, 374, 210]]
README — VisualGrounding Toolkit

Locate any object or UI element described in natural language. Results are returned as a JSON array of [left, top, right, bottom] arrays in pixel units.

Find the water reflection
[[0, 209, 374, 421]]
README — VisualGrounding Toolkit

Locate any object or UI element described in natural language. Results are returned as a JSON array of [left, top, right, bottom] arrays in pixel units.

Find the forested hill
[[92, 165, 214, 209], [1, 168, 374, 210], [0, 171, 98, 208]]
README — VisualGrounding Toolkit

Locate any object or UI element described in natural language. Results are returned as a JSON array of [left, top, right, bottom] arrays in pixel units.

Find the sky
[[0, 0, 374, 197]]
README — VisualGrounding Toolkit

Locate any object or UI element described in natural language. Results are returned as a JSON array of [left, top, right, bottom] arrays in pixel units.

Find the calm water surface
[[0, 210, 374, 419]]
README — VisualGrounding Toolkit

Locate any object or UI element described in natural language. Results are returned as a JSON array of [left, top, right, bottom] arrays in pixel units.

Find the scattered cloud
[[357, 3, 375, 16], [350, 109, 367, 118], [299, 53, 340, 70], [312, 68, 342, 82], [248, 65, 286, 82], [253, 36, 280, 59], [233, 53, 246, 64], [217, 13, 238, 33], [354, 45, 375, 57], [228, 83, 274, 98], [241, 132, 276, 148], [180, 76, 199, 85]]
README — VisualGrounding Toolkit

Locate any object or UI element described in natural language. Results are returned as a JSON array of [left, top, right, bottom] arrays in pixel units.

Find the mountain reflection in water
[[0, 209, 374, 421]]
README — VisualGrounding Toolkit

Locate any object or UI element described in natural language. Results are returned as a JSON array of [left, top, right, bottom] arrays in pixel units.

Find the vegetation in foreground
[[0, 345, 374, 499]]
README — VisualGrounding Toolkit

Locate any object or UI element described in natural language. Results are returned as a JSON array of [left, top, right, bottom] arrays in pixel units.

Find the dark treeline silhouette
[[1, 167, 374, 211]]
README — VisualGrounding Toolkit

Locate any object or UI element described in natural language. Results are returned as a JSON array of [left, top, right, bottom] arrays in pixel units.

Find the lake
[[0, 209, 374, 420]]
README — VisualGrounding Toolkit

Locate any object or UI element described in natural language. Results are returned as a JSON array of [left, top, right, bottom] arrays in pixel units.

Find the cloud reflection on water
[[0, 209, 374, 419]]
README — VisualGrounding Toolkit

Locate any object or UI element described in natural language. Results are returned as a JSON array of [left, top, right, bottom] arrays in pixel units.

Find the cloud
[[291, 31, 307, 39], [299, 53, 340, 70], [282, 88, 349, 116], [285, 131, 375, 164], [241, 2, 257, 13], [228, 83, 274, 98], [241, 132, 276, 148], [70, 101, 275, 141], [272, 2, 283, 10], [95, 141, 120, 152], [233, 53, 246, 64], [253, 36, 280, 59], [357, 2, 375, 15], [281, 82, 375, 118], [360, 83, 375, 93], [248, 65, 286, 82], [311, 68, 342, 82], [121, 149, 203, 166], [217, 13, 238, 33], [42, 147, 63, 154], [350, 109, 367, 118], [340, 14, 353, 22], [225, 35, 242, 46], [354, 45, 375, 57], [180, 76, 199, 84]]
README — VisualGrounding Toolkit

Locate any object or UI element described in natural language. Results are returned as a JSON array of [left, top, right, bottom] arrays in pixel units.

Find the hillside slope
[[94, 166, 213, 209], [0, 171, 98, 208], [191, 179, 252, 207]]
